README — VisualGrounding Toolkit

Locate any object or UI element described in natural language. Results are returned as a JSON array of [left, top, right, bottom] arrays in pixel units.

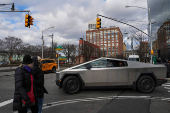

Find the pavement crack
[[106, 90, 126, 105]]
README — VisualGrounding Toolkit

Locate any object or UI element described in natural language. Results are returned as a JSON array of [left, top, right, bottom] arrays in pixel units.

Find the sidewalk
[[0, 66, 18, 71], [0, 71, 15, 77]]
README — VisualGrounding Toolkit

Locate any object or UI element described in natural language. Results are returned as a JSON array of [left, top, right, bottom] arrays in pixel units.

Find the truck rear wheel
[[137, 75, 155, 93]]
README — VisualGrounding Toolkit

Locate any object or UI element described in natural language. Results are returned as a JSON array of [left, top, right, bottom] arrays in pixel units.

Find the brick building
[[86, 26, 123, 57], [76, 38, 101, 64], [157, 19, 170, 59]]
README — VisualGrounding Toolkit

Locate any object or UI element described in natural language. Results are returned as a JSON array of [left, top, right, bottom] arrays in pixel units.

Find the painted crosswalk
[[162, 82, 170, 92]]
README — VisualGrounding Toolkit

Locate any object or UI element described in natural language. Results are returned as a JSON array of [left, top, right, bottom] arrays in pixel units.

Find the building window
[[90, 40, 92, 43], [115, 43, 118, 46], [104, 47, 107, 50], [115, 38, 118, 42], [112, 43, 114, 46], [108, 44, 110, 46], [116, 47, 118, 49], [108, 35, 110, 38], [93, 37, 96, 39], [100, 36, 103, 38], [104, 44, 107, 47], [112, 38, 114, 42], [93, 32, 96, 36], [101, 39, 103, 41], [104, 30, 106, 35], [111, 30, 114, 33], [104, 41, 107, 43], [112, 47, 115, 49], [111, 35, 114, 37], [108, 41, 110, 43], [115, 29, 118, 34], [116, 35, 118, 37], [107, 30, 110, 35], [104, 36, 106, 38]]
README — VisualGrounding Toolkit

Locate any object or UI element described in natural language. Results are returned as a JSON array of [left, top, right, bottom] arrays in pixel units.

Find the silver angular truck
[[56, 57, 167, 94]]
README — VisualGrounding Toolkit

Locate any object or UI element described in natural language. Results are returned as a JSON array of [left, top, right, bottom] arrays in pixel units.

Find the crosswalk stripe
[[164, 87, 170, 89], [0, 99, 13, 107], [162, 85, 170, 87]]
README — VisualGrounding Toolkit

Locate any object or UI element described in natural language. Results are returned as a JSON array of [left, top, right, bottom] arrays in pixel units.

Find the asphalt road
[[0, 72, 170, 113]]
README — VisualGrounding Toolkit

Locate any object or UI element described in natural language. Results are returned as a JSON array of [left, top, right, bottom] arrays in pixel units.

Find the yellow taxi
[[41, 59, 57, 72]]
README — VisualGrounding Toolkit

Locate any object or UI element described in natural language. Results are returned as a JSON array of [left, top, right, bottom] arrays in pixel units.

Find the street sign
[[10, 57, 12, 61], [54, 45, 62, 51], [56, 54, 57, 57], [59, 57, 66, 60]]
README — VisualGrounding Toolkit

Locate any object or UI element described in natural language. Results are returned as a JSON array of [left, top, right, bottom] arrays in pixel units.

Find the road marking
[[161, 98, 170, 100], [162, 85, 170, 87], [41, 96, 170, 110], [164, 87, 170, 89], [163, 83, 170, 85], [0, 99, 13, 107]]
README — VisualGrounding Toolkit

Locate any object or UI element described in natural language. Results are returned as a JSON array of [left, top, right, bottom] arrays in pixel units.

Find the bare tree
[[83, 42, 95, 62], [3, 36, 23, 61], [131, 30, 148, 61], [62, 43, 77, 64]]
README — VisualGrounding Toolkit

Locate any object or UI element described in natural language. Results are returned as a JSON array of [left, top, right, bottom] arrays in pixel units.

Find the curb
[[0, 74, 14, 77]]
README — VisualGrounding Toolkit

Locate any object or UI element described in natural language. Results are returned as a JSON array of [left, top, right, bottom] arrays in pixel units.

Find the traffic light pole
[[97, 14, 151, 38], [0, 3, 30, 12], [0, 10, 30, 12]]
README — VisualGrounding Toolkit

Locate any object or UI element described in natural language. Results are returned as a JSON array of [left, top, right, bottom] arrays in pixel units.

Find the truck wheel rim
[[66, 80, 78, 91], [141, 79, 153, 91]]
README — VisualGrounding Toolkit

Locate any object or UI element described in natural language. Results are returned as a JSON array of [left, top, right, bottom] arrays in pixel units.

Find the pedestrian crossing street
[[162, 82, 170, 92]]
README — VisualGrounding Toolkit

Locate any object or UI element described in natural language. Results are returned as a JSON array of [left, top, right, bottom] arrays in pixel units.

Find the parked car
[[0, 61, 7, 65], [56, 57, 167, 94], [41, 59, 57, 72]]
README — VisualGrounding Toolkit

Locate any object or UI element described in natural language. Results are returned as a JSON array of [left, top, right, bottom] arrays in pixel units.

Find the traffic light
[[29, 16, 34, 25], [96, 17, 101, 29], [25, 14, 34, 28], [151, 49, 153, 55], [25, 14, 29, 27]]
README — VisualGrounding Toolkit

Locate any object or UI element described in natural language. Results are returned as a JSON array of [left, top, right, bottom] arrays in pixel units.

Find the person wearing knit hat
[[13, 55, 39, 113], [22, 55, 34, 65]]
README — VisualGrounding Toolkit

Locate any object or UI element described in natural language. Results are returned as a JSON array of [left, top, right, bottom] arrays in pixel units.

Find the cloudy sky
[[0, 0, 169, 49]]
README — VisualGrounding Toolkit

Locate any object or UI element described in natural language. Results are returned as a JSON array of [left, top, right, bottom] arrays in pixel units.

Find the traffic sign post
[[54, 45, 63, 70]]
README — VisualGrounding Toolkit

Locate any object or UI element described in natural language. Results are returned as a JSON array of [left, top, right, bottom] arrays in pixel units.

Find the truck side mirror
[[86, 64, 92, 70]]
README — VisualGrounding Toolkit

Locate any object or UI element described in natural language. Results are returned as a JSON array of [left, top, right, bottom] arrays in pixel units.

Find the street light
[[125, 5, 153, 64], [47, 33, 54, 58], [42, 26, 54, 58]]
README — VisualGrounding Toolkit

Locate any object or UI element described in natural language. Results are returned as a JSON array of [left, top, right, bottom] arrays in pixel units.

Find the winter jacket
[[32, 56, 48, 98], [13, 65, 38, 111]]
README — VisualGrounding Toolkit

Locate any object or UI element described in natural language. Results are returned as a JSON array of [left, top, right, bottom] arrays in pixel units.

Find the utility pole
[[42, 30, 44, 59], [51, 33, 54, 58]]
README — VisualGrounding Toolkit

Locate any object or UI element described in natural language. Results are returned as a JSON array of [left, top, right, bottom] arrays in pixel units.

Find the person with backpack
[[32, 56, 48, 113], [13, 55, 38, 113]]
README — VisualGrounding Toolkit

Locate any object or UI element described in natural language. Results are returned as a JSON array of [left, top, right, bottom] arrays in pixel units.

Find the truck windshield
[[129, 58, 139, 61]]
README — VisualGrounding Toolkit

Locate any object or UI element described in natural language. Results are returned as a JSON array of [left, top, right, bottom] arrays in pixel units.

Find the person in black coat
[[32, 56, 48, 113], [13, 55, 38, 113]]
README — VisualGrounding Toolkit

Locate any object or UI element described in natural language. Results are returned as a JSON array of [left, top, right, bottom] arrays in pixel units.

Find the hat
[[22, 55, 33, 64]]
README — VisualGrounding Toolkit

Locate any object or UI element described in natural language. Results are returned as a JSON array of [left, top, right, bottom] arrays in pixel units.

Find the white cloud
[[0, 0, 164, 48]]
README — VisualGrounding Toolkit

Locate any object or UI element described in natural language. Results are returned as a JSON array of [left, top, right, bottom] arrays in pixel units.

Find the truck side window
[[107, 60, 127, 67]]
